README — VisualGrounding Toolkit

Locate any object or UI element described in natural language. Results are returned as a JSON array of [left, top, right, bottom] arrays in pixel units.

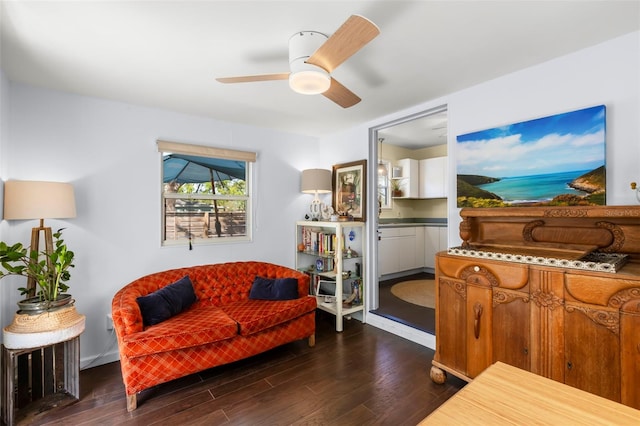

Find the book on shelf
[[301, 226, 338, 254]]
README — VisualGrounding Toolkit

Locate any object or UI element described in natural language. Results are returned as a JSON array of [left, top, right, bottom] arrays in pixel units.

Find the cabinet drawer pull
[[567, 362, 573, 370], [473, 302, 483, 339]]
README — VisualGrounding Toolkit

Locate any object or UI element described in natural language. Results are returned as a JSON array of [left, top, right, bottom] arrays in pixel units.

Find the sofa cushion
[[222, 296, 317, 336], [136, 275, 197, 326], [121, 306, 238, 358], [249, 276, 299, 301]]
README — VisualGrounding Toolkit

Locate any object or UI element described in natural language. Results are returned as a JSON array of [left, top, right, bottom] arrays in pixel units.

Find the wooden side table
[[2, 319, 83, 426], [1, 336, 81, 426]]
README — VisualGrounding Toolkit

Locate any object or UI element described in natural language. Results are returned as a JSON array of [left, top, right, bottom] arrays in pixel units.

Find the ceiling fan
[[216, 15, 380, 108]]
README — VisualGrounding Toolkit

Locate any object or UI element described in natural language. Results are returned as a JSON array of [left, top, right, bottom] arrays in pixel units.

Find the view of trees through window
[[162, 153, 251, 245]]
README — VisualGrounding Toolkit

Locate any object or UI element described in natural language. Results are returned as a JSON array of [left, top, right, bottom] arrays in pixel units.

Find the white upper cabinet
[[419, 156, 447, 199], [394, 158, 419, 198], [393, 156, 448, 199]]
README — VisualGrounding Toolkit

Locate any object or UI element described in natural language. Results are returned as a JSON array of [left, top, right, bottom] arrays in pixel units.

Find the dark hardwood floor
[[371, 272, 435, 334], [19, 311, 464, 426]]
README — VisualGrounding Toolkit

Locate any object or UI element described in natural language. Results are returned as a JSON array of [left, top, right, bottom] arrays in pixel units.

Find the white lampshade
[[4, 180, 76, 220], [301, 169, 332, 194]]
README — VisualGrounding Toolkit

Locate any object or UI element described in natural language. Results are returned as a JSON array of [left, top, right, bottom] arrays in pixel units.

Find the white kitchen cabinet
[[378, 226, 425, 276], [378, 229, 396, 276], [419, 156, 447, 198], [394, 158, 419, 198], [424, 225, 447, 269], [393, 157, 447, 199], [414, 226, 426, 269]]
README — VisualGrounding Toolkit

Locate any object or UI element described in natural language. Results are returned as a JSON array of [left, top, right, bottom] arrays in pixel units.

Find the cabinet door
[[413, 226, 425, 269], [425, 226, 446, 268], [564, 303, 621, 402], [396, 228, 417, 271], [379, 227, 420, 274], [396, 158, 419, 198], [435, 254, 529, 380], [492, 289, 530, 371], [434, 275, 467, 374], [621, 309, 640, 409], [378, 229, 398, 276], [419, 157, 447, 198]]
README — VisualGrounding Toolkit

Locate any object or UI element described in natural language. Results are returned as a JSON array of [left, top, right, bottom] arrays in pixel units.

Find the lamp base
[[309, 199, 334, 221], [309, 198, 323, 220], [27, 221, 54, 297]]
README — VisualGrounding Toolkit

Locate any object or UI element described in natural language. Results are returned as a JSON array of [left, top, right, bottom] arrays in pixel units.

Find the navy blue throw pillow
[[249, 276, 299, 301], [137, 275, 197, 326]]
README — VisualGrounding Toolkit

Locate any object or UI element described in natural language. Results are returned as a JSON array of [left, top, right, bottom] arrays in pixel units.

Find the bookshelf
[[295, 220, 366, 332]]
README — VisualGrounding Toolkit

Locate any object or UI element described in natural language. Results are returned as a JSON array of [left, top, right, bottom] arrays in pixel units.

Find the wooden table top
[[420, 362, 640, 425]]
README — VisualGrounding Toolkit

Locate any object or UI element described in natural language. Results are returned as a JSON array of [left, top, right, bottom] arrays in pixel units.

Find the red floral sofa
[[111, 261, 316, 411]]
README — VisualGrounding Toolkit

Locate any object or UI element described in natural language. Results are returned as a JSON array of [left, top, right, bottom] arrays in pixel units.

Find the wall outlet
[[106, 314, 114, 331]]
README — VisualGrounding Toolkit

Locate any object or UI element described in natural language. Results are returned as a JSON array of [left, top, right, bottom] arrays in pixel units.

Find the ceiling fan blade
[[307, 15, 380, 73], [322, 78, 361, 108], [216, 73, 290, 84]]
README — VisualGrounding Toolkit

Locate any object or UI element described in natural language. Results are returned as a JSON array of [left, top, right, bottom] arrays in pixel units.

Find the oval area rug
[[390, 279, 435, 309]]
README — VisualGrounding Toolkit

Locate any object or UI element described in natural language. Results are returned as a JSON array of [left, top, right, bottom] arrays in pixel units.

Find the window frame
[[378, 159, 392, 210], [158, 140, 255, 247]]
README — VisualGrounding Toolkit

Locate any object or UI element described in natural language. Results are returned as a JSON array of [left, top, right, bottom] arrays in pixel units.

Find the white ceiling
[[1, 1, 639, 144], [377, 109, 448, 149]]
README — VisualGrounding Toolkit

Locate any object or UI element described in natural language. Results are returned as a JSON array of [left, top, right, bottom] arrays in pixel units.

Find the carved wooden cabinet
[[435, 257, 530, 379], [430, 206, 640, 410]]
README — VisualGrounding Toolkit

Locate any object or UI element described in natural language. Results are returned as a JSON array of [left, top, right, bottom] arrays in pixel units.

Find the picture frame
[[332, 159, 367, 222], [456, 105, 606, 208]]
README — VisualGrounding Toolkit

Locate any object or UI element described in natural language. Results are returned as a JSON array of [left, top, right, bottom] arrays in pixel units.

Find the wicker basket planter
[[3, 303, 85, 349]]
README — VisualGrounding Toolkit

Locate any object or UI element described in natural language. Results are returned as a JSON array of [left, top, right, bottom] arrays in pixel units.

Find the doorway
[[373, 271, 435, 333], [368, 105, 448, 335]]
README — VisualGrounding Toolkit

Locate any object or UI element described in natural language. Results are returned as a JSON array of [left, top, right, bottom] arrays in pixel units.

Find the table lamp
[[301, 169, 332, 220], [3, 180, 76, 296]]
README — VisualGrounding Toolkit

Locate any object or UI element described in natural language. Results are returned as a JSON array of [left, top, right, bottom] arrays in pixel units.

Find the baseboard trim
[[366, 313, 435, 349], [81, 349, 120, 370]]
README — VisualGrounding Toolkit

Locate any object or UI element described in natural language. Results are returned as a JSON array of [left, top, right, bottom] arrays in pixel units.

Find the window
[[158, 140, 255, 246], [378, 159, 392, 210]]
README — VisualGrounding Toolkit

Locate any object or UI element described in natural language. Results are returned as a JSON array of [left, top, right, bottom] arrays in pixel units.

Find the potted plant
[[0, 228, 75, 314], [391, 179, 403, 197]]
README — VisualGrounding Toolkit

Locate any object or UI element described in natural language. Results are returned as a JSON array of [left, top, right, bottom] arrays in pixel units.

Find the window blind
[[157, 140, 256, 162]]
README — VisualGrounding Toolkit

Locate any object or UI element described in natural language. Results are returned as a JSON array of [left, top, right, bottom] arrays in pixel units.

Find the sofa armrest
[[296, 272, 310, 298], [112, 285, 145, 338], [112, 268, 191, 338]]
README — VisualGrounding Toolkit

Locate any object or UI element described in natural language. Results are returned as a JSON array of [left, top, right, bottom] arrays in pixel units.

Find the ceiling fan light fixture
[[288, 31, 331, 95], [289, 69, 330, 95]]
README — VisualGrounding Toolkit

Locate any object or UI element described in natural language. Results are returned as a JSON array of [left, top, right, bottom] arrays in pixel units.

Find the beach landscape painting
[[456, 105, 606, 208]]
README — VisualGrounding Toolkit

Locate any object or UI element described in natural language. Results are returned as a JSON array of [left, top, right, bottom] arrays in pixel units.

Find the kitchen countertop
[[378, 218, 447, 228]]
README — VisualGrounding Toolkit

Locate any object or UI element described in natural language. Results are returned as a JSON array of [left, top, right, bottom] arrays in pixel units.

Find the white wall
[[0, 69, 8, 331], [320, 31, 640, 345], [2, 83, 319, 366], [445, 30, 640, 243]]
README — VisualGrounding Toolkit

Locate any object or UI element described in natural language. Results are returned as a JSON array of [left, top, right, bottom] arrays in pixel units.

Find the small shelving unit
[[295, 220, 366, 332], [393, 158, 419, 198]]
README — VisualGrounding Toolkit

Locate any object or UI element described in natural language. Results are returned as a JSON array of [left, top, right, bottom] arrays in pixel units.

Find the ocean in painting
[[478, 169, 590, 203]]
